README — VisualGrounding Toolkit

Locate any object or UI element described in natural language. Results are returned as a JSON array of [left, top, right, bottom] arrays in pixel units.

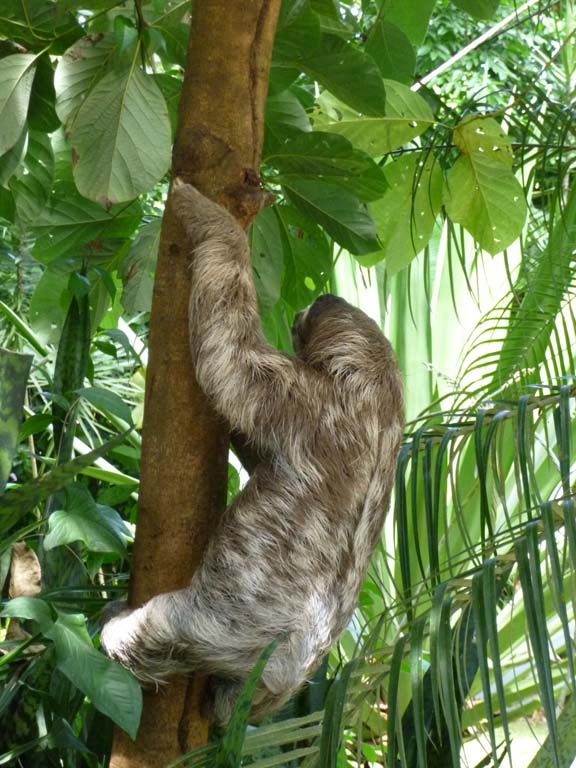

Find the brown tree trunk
[[109, 2, 281, 765]]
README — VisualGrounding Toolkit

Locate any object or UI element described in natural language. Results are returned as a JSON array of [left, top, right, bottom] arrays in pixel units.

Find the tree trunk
[[109, 2, 281, 765]]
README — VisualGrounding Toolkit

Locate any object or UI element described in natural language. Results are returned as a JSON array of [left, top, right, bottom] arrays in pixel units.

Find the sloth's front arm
[[171, 181, 322, 459]]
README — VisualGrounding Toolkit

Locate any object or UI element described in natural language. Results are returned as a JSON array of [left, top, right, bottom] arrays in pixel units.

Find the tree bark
[[109, 2, 281, 765]]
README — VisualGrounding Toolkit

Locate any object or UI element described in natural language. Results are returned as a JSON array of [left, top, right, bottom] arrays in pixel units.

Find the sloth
[[100, 180, 404, 725]]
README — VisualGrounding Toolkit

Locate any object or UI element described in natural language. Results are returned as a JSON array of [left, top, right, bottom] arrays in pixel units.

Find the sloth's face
[[291, 294, 346, 356]]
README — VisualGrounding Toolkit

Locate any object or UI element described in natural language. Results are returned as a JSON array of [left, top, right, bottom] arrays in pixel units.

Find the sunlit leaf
[[443, 151, 526, 254], [70, 66, 170, 203], [362, 154, 443, 272], [0, 54, 36, 156], [453, 115, 513, 168], [55, 34, 116, 126], [318, 80, 434, 155]]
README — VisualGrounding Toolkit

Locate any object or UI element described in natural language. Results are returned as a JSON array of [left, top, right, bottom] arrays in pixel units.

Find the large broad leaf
[[273, 0, 321, 62], [1, 597, 142, 739], [30, 186, 141, 264], [299, 34, 387, 117], [453, 0, 500, 19], [362, 154, 443, 273], [70, 66, 171, 204], [443, 151, 526, 254], [384, 0, 437, 45], [264, 89, 311, 151], [120, 218, 162, 313], [0, 349, 33, 493], [268, 131, 387, 201], [9, 131, 54, 227], [44, 482, 130, 554], [0, 54, 37, 155], [453, 115, 513, 167], [280, 177, 379, 255], [366, 21, 416, 84], [55, 34, 116, 127], [249, 207, 284, 312], [318, 80, 434, 156]]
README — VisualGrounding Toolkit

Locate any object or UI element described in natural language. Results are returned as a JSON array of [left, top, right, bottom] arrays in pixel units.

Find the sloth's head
[[292, 294, 394, 380]]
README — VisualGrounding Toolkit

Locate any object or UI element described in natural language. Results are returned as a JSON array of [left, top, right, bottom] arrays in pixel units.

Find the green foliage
[[0, 349, 32, 491], [0, 0, 573, 766], [1, 597, 142, 740]]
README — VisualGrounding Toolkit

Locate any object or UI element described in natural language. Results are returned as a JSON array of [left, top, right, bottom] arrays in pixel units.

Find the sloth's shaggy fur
[[100, 181, 404, 724]]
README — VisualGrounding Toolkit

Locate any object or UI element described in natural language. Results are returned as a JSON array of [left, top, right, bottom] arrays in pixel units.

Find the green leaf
[[268, 131, 387, 202], [0, 129, 27, 187], [0, 349, 33, 493], [1, 596, 54, 633], [19, 413, 53, 441], [443, 151, 527, 254], [453, 0, 500, 20], [274, 0, 321, 63], [453, 116, 513, 168], [54, 34, 116, 127], [318, 660, 356, 767], [44, 482, 129, 554], [50, 609, 141, 739], [264, 89, 311, 150], [276, 205, 332, 310], [0, 432, 130, 534], [9, 131, 54, 227], [362, 154, 443, 272], [215, 637, 284, 767], [77, 386, 133, 425], [30, 187, 141, 264], [299, 35, 387, 117], [0, 0, 81, 50], [409, 617, 427, 768], [384, 0, 437, 45], [0, 299, 49, 355], [0, 54, 36, 155], [319, 80, 434, 155], [28, 55, 59, 133], [249, 207, 284, 312], [387, 635, 408, 768], [366, 21, 416, 84], [515, 531, 559, 763], [120, 218, 161, 313], [70, 66, 171, 204], [28, 266, 72, 344], [153, 73, 181, 135], [281, 178, 379, 255], [52, 292, 91, 460]]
